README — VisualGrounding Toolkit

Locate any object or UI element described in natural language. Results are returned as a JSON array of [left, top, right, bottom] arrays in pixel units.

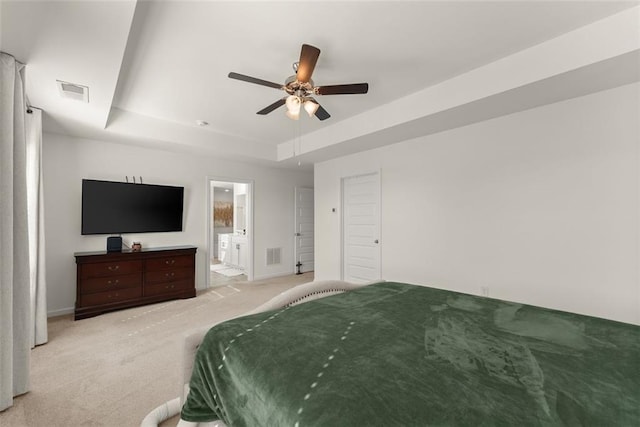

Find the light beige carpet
[[0, 272, 314, 427]]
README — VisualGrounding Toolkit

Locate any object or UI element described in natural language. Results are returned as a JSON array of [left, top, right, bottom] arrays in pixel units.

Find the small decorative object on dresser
[[131, 241, 142, 252], [74, 245, 196, 320]]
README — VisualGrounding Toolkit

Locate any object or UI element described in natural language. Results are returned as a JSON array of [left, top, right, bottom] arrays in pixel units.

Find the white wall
[[43, 134, 313, 316], [315, 83, 639, 325]]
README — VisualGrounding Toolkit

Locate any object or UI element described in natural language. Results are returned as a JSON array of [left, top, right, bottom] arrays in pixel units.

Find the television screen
[[81, 179, 184, 235]]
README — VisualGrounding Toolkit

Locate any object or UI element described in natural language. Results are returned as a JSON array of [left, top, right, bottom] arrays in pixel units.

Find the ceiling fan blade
[[315, 83, 369, 95], [314, 103, 331, 121], [296, 44, 321, 83], [257, 97, 287, 115], [228, 72, 283, 89]]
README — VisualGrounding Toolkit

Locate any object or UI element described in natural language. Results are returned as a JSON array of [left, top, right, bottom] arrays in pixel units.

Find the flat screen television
[[81, 179, 184, 235]]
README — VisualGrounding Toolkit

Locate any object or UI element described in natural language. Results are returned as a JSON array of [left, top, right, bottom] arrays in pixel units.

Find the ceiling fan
[[228, 44, 369, 121]]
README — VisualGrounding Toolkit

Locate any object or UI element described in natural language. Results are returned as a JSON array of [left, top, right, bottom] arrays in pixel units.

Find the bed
[[143, 280, 640, 426]]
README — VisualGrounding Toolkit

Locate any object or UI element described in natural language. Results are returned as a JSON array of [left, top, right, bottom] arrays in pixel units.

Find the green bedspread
[[181, 282, 640, 426]]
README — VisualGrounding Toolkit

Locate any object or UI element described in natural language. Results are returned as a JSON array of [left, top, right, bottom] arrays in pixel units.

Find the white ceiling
[[2, 1, 638, 169]]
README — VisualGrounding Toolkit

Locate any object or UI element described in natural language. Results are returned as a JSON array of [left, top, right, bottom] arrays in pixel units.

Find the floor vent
[[266, 248, 281, 265]]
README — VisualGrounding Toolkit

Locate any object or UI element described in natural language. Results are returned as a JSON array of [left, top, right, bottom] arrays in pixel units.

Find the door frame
[[340, 170, 381, 282], [205, 176, 254, 287]]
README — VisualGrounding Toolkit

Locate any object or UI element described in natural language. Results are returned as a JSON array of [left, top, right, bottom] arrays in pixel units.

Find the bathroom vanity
[[218, 233, 247, 269]]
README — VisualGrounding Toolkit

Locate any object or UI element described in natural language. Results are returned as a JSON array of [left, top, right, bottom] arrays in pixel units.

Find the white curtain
[[0, 52, 32, 411], [26, 107, 48, 348]]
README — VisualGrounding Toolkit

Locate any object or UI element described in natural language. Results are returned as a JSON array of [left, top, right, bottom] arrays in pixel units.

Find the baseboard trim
[[252, 271, 307, 281], [48, 307, 74, 318]]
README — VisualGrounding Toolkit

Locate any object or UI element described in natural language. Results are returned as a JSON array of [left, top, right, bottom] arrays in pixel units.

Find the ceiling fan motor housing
[[284, 75, 314, 96]]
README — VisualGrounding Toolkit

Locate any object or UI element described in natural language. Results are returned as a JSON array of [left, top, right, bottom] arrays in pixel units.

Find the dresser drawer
[[145, 268, 192, 284], [144, 280, 193, 297], [80, 273, 142, 294], [145, 255, 193, 271], [80, 260, 142, 279], [79, 287, 142, 307], [145, 255, 194, 271]]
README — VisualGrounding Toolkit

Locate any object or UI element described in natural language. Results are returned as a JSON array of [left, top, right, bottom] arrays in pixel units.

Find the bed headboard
[[246, 280, 372, 314]]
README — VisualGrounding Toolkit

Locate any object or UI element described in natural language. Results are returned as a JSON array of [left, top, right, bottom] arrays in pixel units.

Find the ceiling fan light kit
[[285, 94, 301, 119], [303, 99, 319, 117], [228, 44, 369, 121]]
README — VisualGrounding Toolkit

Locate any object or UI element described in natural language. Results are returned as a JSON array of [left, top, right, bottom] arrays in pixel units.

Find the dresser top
[[74, 245, 197, 258]]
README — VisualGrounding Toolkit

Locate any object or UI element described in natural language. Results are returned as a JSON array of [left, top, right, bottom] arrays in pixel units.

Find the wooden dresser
[[74, 245, 197, 320]]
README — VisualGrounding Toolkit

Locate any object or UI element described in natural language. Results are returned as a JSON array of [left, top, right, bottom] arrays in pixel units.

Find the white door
[[294, 187, 315, 273], [342, 173, 380, 283]]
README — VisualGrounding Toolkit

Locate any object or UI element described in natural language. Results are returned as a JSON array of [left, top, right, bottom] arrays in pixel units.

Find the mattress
[[181, 282, 640, 425]]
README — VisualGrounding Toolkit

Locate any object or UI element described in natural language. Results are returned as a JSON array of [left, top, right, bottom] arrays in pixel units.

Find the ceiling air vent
[[56, 80, 89, 102]]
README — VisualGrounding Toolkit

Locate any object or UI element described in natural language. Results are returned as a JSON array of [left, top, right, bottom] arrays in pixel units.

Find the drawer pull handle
[[108, 293, 120, 299], [166, 284, 175, 289], [165, 272, 175, 277], [107, 279, 120, 285], [107, 265, 120, 271], [165, 260, 176, 265]]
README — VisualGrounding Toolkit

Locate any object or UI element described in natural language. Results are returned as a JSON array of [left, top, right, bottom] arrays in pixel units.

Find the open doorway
[[207, 178, 253, 288]]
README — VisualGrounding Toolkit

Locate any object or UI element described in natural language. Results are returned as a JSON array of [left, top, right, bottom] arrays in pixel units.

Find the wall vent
[[266, 248, 281, 266], [56, 80, 89, 102]]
